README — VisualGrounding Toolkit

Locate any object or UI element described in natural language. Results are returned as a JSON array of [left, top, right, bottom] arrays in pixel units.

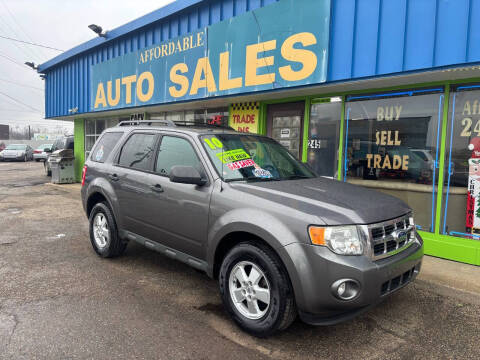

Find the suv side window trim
[[152, 133, 208, 181], [114, 131, 159, 174]]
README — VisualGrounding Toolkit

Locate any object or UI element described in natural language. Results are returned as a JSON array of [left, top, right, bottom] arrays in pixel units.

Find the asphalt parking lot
[[1, 161, 480, 359]]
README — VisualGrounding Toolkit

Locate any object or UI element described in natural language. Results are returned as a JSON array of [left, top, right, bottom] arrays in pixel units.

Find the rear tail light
[[81, 165, 87, 186], [34, 150, 41, 154]]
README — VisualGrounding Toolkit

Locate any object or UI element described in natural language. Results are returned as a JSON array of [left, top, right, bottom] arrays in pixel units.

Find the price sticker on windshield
[[216, 149, 250, 163]]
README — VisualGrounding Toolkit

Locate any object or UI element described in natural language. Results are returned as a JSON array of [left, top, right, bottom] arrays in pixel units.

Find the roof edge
[[37, 0, 203, 73]]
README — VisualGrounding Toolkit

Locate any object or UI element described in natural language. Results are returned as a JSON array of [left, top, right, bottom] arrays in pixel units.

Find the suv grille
[[368, 214, 414, 260]]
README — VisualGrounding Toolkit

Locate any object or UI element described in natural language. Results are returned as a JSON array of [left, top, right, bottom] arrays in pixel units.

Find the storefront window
[[307, 98, 342, 177], [441, 85, 480, 239], [344, 89, 444, 231], [85, 118, 119, 156]]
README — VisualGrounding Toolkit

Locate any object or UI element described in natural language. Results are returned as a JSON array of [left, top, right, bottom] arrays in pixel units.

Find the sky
[[0, 0, 175, 134]]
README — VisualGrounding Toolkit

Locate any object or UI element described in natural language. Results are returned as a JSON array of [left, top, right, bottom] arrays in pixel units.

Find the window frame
[[114, 131, 160, 174], [152, 133, 207, 180]]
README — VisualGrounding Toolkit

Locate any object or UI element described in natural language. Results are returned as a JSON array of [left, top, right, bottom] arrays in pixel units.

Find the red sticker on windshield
[[227, 159, 256, 170]]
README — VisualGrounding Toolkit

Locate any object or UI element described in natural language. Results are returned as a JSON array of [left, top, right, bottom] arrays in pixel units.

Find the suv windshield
[[5, 145, 26, 150], [201, 134, 316, 181]]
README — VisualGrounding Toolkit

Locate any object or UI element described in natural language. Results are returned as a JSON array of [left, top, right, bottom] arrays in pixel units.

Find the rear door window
[[155, 136, 202, 176], [118, 133, 157, 171], [91, 132, 123, 163]]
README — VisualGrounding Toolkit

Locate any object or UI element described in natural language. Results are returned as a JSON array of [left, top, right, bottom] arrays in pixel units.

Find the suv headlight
[[309, 225, 364, 255]]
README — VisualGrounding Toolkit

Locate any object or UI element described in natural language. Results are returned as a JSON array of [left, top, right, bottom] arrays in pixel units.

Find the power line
[[0, 78, 43, 91], [0, 34, 63, 52], [0, 90, 41, 112], [0, 0, 48, 59], [0, 13, 38, 61], [0, 53, 28, 68]]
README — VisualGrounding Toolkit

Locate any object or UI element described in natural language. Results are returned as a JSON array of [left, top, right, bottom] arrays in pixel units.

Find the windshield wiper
[[284, 175, 311, 180]]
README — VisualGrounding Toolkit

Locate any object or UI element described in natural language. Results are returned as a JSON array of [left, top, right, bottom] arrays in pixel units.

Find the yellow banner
[[229, 102, 259, 134]]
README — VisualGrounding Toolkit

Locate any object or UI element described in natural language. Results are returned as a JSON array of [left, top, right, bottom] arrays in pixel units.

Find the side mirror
[[169, 166, 206, 186]]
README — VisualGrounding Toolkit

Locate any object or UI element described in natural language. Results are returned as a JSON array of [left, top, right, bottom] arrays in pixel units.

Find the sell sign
[[91, 0, 331, 111]]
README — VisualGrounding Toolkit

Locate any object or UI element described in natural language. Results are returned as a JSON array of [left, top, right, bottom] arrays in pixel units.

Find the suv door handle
[[150, 184, 164, 193], [109, 173, 119, 182]]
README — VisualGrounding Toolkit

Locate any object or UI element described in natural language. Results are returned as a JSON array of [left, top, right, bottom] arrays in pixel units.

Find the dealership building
[[38, 0, 480, 265]]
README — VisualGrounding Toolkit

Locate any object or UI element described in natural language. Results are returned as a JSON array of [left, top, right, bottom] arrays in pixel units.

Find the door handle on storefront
[[109, 173, 119, 182], [150, 184, 164, 193]]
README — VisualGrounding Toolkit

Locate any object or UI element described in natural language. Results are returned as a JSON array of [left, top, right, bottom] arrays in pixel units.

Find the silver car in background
[[33, 143, 54, 162], [0, 144, 34, 162]]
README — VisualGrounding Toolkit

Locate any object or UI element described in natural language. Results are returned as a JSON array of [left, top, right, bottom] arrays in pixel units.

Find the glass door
[[267, 102, 305, 159]]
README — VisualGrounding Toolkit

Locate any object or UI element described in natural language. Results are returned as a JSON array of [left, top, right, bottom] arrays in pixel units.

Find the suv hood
[[229, 177, 411, 225]]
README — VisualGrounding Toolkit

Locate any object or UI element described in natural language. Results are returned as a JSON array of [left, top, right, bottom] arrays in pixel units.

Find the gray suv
[[81, 120, 423, 337]]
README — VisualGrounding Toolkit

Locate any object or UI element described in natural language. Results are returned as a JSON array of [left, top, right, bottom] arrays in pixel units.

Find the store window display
[[344, 89, 444, 231]]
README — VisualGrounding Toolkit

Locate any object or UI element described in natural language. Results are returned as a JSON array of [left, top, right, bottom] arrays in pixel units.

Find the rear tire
[[219, 242, 296, 337], [89, 202, 127, 258]]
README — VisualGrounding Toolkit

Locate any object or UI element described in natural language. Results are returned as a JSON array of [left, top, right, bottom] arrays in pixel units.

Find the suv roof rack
[[118, 120, 176, 127], [117, 119, 235, 131]]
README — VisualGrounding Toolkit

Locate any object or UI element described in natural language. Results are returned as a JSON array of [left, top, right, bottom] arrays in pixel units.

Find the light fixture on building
[[68, 107, 79, 114], [25, 61, 38, 70], [88, 24, 107, 38], [331, 97, 342, 102]]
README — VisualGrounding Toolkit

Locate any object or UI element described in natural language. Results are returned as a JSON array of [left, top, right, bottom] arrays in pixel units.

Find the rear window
[[90, 132, 123, 163], [118, 133, 157, 171]]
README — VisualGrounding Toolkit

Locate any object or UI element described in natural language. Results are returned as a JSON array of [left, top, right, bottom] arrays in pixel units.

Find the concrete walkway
[[418, 255, 480, 302]]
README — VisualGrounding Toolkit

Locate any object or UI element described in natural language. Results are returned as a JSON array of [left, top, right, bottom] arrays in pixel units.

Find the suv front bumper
[[281, 233, 423, 325]]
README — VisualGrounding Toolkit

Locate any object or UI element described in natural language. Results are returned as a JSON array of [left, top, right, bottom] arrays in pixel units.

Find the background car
[[33, 143, 54, 162], [44, 135, 74, 176], [0, 144, 34, 162], [0, 142, 5, 152]]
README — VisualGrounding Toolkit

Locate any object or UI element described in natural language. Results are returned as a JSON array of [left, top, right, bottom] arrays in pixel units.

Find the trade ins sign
[[91, 0, 331, 112]]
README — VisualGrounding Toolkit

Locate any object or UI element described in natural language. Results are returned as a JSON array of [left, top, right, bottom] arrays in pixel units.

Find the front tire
[[89, 202, 127, 258], [219, 242, 296, 337]]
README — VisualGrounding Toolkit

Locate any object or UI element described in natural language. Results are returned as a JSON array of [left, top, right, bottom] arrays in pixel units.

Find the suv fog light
[[331, 279, 360, 301]]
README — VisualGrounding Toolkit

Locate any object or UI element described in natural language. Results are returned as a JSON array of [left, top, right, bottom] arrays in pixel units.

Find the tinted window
[[91, 132, 123, 163], [118, 133, 156, 171], [155, 136, 201, 176]]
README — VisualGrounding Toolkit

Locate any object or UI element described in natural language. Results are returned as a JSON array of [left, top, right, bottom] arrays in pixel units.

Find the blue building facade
[[40, 0, 480, 265]]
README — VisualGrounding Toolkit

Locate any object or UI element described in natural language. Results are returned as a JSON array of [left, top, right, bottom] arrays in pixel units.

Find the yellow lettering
[[373, 154, 381, 168], [139, 52, 145, 64], [121, 75, 137, 104], [183, 36, 190, 51], [161, 44, 168, 57], [279, 32, 317, 82], [176, 40, 182, 53], [136, 72, 154, 102], [190, 57, 217, 95], [394, 131, 401, 146], [168, 42, 175, 55], [107, 79, 120, 106], [245, 40, 276, 86], [169, 63, 189, 98], [463, 101, 471, 115], [219, 51, 242, 91], [377, 107, 384, 121], [402, 155, 409, 170], [393, 155, 402, 169], [94, 83, 107, 109], [197, 31, 204, 47], [154, 46, 161, 59], [383, 155, 391, 169], [366, 154, 373, 168]]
